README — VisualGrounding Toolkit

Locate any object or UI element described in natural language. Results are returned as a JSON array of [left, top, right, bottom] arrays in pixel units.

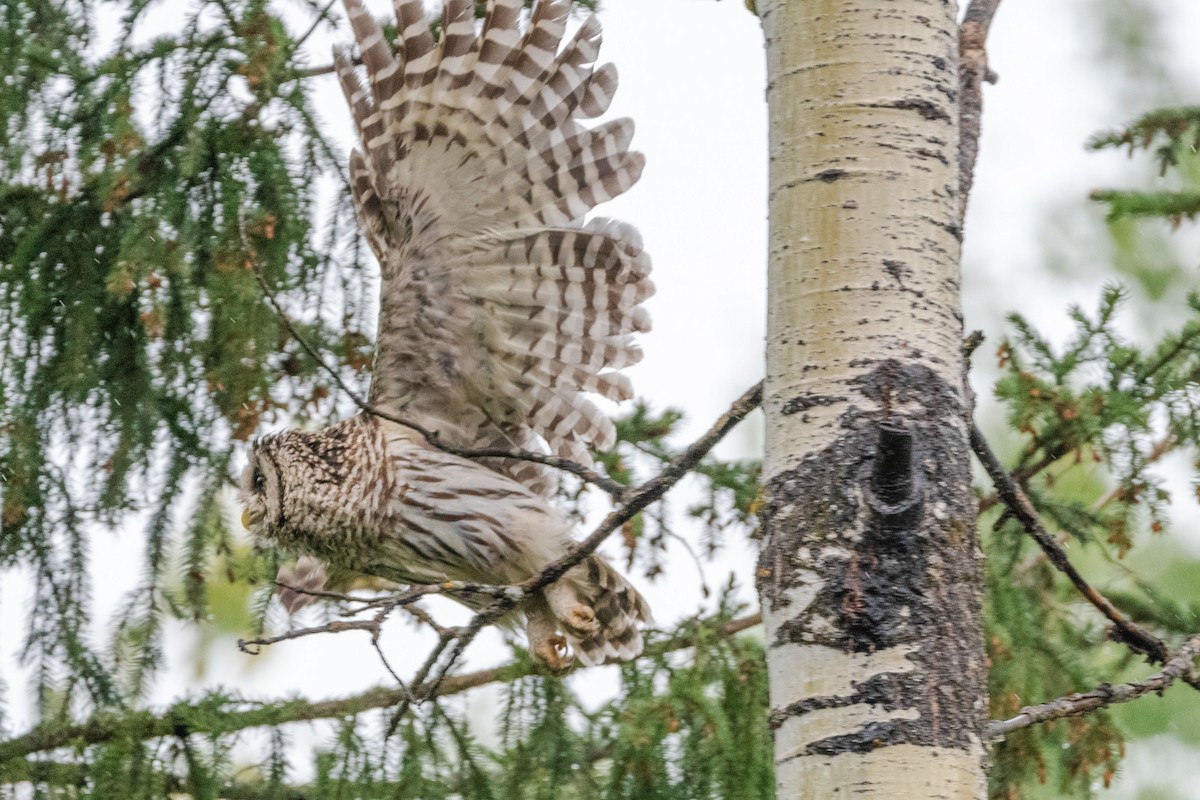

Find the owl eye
[[252, 465, 266, 492]]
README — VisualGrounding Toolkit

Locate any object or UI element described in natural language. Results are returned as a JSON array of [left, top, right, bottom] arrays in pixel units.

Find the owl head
[[240, 426, 354, 540]]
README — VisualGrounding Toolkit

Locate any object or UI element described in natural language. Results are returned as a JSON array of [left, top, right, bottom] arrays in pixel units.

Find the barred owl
[[240, 0, 653, 668]]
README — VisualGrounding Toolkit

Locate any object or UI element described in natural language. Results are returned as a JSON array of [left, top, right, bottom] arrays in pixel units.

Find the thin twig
[[398, 602, 450, 637], [666, 529, 711, 599], [1091, 433, 1175, 513], [293, 60, 341, 79], [958, 0, 1003, 229], [273, 580, 377, 605], [291, 0, 340, 53], [240, 579, 518, 651], [425, 442, 628, 499], [970, 422, 1168, 662], [371, 635, 413, 703], [238, 618, 379, 653], [410, 611, 496, 710], [386, 630, 459, 735], [988, 633, 1200, 739], [292, 50, 360, 79], [412, 382, 764, 705]]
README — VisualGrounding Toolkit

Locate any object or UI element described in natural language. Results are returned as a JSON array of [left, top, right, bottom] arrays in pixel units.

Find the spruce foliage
[[7, 0, 1200, 798], [986, 112, 1200, 798]]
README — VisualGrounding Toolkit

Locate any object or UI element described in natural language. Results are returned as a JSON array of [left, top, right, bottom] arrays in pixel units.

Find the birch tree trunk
[[756, 1, 988, 797]]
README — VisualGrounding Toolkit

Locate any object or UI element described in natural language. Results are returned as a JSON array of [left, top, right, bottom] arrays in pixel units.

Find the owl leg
[[538, 556, 650, 667], [525, 596, 572, 672], [543, 576, 601, 638]]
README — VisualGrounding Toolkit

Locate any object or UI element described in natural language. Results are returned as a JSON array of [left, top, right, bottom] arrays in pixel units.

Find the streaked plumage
[[241, 0, 653, 667]]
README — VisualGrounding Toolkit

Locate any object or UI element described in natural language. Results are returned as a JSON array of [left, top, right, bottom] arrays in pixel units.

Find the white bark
[[757, 1, 987, 797]]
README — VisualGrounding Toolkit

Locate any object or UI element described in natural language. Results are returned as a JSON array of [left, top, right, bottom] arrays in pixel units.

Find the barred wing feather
[[337, 0, 652, 482]]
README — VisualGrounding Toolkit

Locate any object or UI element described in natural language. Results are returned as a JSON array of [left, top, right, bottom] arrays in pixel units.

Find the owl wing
[[337, 0, 652, 481]]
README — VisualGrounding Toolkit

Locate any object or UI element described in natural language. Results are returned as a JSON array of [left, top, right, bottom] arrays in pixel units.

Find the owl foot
[[534, 634, 574, 673], [566, 604, 599, 636]]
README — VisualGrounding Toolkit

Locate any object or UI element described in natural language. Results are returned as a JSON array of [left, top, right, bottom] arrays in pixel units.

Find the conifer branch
[[969, 422, 1169, 663], [0, 760, 316, 800], [978, 317, 1198, 513], [988, 633, 1200, 739], [1091, 436, 1174, 513], [0, 612, 761, 762]]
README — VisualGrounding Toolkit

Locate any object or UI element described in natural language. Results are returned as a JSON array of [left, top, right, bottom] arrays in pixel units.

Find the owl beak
[[241, 509, 253, 530]]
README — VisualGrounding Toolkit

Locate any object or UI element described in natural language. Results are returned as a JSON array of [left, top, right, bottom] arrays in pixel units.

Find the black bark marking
[[782, 394, 846, 415], [915, 146, 950, 166], [884, 259, 927, 299], [757, 360, 982, 754], [870, 98, 953, 123], [768, 670, 913, 730], [802, 722, 908, 757]]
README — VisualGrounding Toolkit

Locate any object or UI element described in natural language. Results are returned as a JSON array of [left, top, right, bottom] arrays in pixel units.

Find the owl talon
[[535, 634, 574, 672]]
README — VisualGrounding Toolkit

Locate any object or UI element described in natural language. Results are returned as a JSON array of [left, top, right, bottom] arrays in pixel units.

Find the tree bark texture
[[756, 1, 987, 798]]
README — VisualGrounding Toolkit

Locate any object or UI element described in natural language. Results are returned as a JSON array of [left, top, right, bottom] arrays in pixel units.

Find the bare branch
[[958, 0, 1003, 229], [272, 580, 377, 606], [412, 381, 764, 702], [0, 612, 761, 762], [384, 631, 458, 734], [237, 618, 380, 653], [371, 635, 412, 700], [293, 60, 341, 79], [398, 602, 452, 637], [969, 422, 1169, 663], [989, 633, 1200, 739], [239, 579, 518, 651], [528, 381, 763, 594]]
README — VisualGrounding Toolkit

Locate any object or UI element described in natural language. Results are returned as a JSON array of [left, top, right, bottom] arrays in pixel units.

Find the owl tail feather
[[539, 555, 652, 667]]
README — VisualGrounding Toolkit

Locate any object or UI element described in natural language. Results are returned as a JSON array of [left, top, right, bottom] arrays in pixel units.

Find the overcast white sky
[[6, 0, 1200, 795]]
